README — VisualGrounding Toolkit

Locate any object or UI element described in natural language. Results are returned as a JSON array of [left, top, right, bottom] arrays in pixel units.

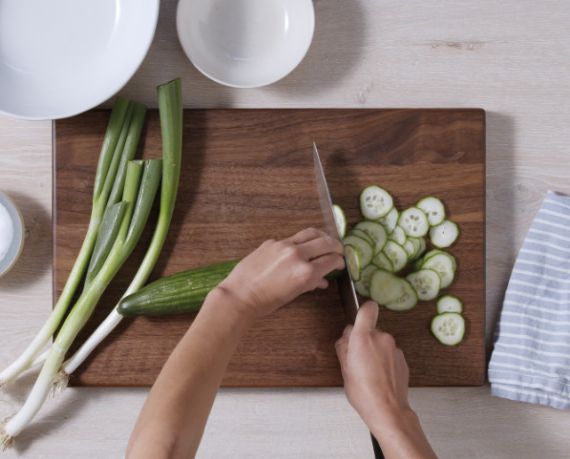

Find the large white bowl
[[0, 192, 24, 278], [0, 0, 159, 120], [177, 0, 315, 88]]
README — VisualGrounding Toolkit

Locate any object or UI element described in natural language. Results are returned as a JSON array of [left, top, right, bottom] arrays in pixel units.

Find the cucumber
[[388, 226, 407, 245], [431, 312, 465, 346], [354, 265, 378, 297], [407, 237, 424, 260], [422, 253, 455, 288], [360, 186, 393, 220], [406, 269, 440, 301], [378, 207, 399, 233], [414, 236, 426, 259], [372, 251, 394, 272], [349, 229, 375, 247], [369, 269, 402, 305], [437, 295, 463, 314], [343, 235, 374, 267], [403, 239, 416, 258], [333, 204, 347, 238], [383, 241, 408, 272], [417, 196, 445, 226], [421, 249, 457, 271], [385, 279, 418, 311], [118, 260, 239, 316], [430, 220, 459, 248], [344, 245, 362, 281], [399, 207, 429, 237], [354, 221, 388, 253]]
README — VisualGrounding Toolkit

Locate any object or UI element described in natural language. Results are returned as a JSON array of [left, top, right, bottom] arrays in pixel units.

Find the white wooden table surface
[[1, 0, 570, 457]]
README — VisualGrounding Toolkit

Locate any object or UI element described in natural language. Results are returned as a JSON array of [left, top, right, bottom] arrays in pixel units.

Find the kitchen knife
[[312, 142, 384, 459]]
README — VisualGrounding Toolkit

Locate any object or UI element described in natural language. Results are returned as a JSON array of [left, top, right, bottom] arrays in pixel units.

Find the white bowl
[[0, 192, 25, 278], [0, 0, 159, 120], [177, 0, 315, 88]]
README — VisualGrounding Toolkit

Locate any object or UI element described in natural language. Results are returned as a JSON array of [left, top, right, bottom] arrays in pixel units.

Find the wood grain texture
[[54, 108, 485, 387]]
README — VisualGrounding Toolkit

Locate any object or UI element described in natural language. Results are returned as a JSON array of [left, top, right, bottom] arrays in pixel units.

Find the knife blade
[[312, 143, 361, 324], [312, 142, 385, 459]]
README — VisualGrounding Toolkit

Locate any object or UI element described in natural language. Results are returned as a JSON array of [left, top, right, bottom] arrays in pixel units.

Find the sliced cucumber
[[354, 265, 378, 297], [343, 235, 374, 267], [360, 186, 393, 220], [333, 204, 347, 238], [355, 221, 388, 253], [386, 279, 418, 311], [403, 239, 416, 258], [414, 236, 426, 259], [407, 237, 425, 260], [350, 229, 375, 247], [383, 241, 408, 272], [431, 312, 465, 346], [430, 220, 459, 248], [378, 207, 399, 233], [388, 226, 407, 245], [369, 270, 403, 305], [437, 295, 463, 314], [417, 196, 445, 226], [399, 207, 429, 237], [421, 249, 457, 271], [372, 251, 394, 272], [344, 245, 362, 281], [422, 253, 455, 288], [406, 269, 441, 301]]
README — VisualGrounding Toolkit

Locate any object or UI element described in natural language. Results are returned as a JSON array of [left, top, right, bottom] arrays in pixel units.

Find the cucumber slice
[[360, 186, 393, 220], [388, 226, 407, 245], [414, 237, 426, 259], [372, 251, 394, 272], [343, 235, 374, 267], [422, 253, 455, 288], [354, 265, 378, 297], [344, 245, 362, 281], [378, 207, 399, 233], [355, 221, 388, 253], [369, 270, 402, 305], [386, 279, 418, 311], [403, 239, 416, 258], [406, 269, 441, 301], [350, 229, 375, 247], [431, 312, 465, 346], [407, 237, 425, 260], [417, 196, 445, 226], [399, 207, 429, 237], [437, 295, 464, 314], [430, 220, 459, 248], [421, 249, 456, 271], [333, 204, 347, 238], [383, 241, 408, 272]]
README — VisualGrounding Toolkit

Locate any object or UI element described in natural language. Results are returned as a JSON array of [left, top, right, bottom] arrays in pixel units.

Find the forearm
[[127, 287, 254, 459], [370, 409, 437, 459]]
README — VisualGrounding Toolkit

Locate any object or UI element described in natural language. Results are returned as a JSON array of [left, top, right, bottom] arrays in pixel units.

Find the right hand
[[218, 228, 345, 319], [335, 301, 412, 431]]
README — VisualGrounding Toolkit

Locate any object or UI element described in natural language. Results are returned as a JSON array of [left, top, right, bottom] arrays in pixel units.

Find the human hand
[[335, 302, 412, 432], [218, 228, 345, 319]]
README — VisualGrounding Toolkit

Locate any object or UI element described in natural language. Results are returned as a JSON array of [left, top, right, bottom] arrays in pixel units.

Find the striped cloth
[[489, 191, 570, 410]]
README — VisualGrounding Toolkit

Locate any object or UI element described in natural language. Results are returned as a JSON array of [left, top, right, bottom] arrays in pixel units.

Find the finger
[[342, 324, 353, 338], [309, 253, 345, 279], [335, 337, 348, 365], [354, 301, 379, 332], [288, 227, 325, 244], [298, 235, 344, 260]]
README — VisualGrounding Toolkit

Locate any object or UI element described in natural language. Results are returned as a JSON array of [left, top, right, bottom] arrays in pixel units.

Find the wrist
[[368, 406, 420, 444], [206, 285, 258, 325]]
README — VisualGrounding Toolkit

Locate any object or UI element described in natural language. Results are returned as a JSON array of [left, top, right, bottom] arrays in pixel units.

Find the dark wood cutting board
[[54, 109, 485, 387]]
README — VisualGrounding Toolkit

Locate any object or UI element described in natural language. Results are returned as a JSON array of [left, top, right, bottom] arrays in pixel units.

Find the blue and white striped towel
[[489, 191, 570, 410]]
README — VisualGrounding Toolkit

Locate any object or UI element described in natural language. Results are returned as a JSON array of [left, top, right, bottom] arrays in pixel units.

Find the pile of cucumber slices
[[334, 185, 467, 346]]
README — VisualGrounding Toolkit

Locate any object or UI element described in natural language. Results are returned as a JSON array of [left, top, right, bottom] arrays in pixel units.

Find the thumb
[[353, 301, 379, 332]]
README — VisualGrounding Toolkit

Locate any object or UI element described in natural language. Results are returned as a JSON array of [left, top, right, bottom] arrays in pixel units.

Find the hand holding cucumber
[[218, 228, 345, 319], [335, 302, 437, 459]]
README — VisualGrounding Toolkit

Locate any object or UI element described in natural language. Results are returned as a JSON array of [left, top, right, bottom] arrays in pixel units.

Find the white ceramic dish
[[0, 0, 159, 120], [177, 0, 315, 88], [0, 192, 24, 278]]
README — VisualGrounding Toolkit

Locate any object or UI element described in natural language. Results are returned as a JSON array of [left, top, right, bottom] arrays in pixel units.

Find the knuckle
[[381, 333, 396, 347], [295, 262, 314, 281]]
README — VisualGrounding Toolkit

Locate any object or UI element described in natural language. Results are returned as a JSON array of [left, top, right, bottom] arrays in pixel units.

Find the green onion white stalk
[[1, 159, 161, 446], [0, 99, 134, 387], [63, 79, 183, 377]]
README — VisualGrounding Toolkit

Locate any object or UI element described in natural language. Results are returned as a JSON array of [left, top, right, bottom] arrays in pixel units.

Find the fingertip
[[354, 301, 380, 331]]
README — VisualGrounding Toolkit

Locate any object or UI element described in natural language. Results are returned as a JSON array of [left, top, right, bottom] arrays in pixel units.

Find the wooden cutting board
[[54, 109, 485, 387]]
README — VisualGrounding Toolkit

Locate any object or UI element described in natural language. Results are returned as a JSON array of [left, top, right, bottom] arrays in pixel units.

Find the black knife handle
[[371, 433, 385, 458]]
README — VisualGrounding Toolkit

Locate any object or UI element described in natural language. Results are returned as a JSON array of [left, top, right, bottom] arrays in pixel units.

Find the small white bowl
[[0, 0, 159, 120], [177, 0, 315, 88], [0, 192, 25, 278]]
